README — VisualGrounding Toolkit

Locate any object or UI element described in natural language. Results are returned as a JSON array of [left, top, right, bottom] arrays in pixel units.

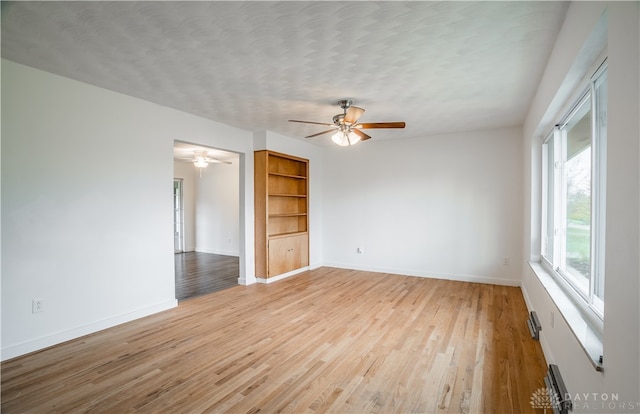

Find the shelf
[[269, 231, 308, 239], [268, 172, 307, 180], [269, 213, 307, 218], [268, 174, 307, 196], [268, 215, 307, 235], [269, 193, 307, 198]]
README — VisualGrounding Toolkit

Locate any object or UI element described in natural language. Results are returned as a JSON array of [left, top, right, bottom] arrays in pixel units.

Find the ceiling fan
[[289, 100, 405, 146], [174, 150, 231, 168]]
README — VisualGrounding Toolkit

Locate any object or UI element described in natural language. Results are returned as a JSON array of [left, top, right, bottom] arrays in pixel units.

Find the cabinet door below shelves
[[268, 234, 309, 277]]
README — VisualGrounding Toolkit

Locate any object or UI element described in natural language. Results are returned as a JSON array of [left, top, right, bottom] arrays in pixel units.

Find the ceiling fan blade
[[357, 122, 406, 129], [306, 129, 336, 138], [351, 128, 371, 141], [344, 106, 365, 124], [206, 158, 232, 164], [289, 119, 334, 127]]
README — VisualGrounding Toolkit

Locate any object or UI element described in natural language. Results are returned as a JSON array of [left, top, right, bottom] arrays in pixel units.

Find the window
[[541, 62, 607, 319]]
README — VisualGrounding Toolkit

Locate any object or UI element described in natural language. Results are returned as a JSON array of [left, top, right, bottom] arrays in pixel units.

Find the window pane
[[563, 100, 591, 290], [541, 63, 606, 319]]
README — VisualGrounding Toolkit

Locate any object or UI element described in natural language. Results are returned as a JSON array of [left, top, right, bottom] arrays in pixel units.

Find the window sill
[[528, 261, 604, 372]]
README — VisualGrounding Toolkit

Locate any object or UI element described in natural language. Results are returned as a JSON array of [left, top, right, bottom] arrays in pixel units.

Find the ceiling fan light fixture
[[193, 158, 208, 168], [331, 131, 352, 147], [347, 131, 361, 145], [331, 130, 361, 146], [193, 150, 210, 168], [331, 131, 349, 146]]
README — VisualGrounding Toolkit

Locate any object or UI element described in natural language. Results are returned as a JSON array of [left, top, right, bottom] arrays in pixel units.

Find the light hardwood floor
[[2, 267, 547, 413]]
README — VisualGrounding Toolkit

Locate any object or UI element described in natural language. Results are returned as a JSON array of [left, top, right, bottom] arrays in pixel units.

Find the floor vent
[[527, 310, 542, 340], [544, 364, 572, 414]]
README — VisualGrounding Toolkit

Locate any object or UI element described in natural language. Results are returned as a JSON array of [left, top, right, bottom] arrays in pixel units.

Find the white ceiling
[[1, 1, 568, 145]]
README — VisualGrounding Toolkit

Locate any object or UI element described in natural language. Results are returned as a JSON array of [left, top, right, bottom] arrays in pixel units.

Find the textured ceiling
[[1, 1, 568, 145]]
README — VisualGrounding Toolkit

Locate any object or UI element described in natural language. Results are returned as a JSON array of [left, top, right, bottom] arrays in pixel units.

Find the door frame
[[173, 178, 184, 253]]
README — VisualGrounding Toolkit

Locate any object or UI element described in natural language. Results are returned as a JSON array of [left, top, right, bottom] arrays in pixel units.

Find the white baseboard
[[1, 299, 178, 361], [237, 275, 257, 285], [256, 267, 309, 284], [309, 262, 323, 271], [195, 248, 239, 257], [322, 262, 521, 287]]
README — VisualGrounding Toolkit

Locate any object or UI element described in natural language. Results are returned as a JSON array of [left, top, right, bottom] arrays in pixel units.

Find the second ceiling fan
[[289, 100, 405, 146]]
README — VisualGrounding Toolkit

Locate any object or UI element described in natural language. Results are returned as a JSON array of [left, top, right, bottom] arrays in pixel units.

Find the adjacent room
[[173, 141, 240, 300], [2, 2, 638, 413]]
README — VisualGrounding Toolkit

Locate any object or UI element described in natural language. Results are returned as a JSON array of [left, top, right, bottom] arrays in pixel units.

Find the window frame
[[540, 60, 607, 328]]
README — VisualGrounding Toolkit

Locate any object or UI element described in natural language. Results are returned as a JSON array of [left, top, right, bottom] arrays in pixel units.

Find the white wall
[[174, 159, 240, 256], [322, 127, 523, 286], [195, 161, 240, 256], [1, 60, 255, 359], [173, 161, 196, 252], [522, 2, 640, 409], [604, 3, 639, 405]]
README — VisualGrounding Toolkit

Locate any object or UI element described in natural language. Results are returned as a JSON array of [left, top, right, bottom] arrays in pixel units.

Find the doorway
[[173, 141, 241, 300]]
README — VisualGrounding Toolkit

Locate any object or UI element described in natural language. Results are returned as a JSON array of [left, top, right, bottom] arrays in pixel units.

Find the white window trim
[[536, 57, 607, 371], [540, 256, 603, 336]]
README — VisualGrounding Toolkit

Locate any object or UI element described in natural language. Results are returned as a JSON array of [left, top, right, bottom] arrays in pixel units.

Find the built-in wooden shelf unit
[[254, 150, 309, 279]]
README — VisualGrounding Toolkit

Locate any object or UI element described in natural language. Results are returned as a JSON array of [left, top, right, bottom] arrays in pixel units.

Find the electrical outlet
[[503, 257, 510, 266], [32, 299, 44, 314]]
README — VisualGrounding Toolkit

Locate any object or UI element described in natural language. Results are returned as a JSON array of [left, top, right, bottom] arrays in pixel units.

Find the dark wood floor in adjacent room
[[1, 267, 548, 413], [174, 251, 239, 301]]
